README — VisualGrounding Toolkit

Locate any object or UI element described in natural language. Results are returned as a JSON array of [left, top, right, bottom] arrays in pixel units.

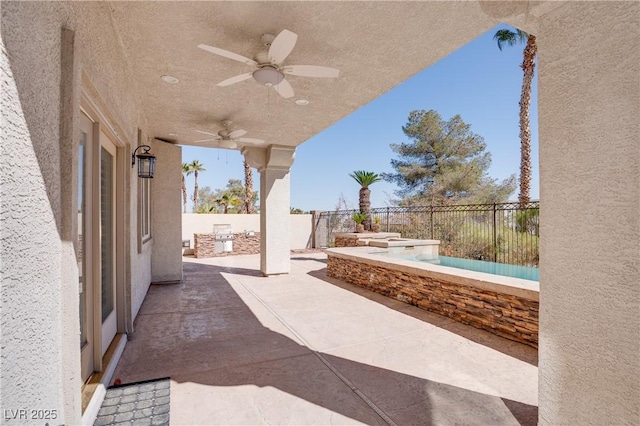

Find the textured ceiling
[[106, 1, 552, 151]]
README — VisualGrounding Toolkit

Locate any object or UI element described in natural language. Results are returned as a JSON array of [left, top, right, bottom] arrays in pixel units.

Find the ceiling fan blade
[[268, 30, 298, 64], [217, 72, 254, 87], [228, 129, 247, 139], [194, 130, 219, 137], [194, 138, 219, 143], [197, 44, 257, 66], [237, 138, 265, 144], [283, 65, 340, 78], [273, 78, 294, 99]]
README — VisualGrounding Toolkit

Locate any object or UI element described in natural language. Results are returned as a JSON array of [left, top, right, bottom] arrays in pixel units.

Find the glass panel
[[78, 134, 87, 347], [142, 178, 150, 237], [100, 147, 114, 322]]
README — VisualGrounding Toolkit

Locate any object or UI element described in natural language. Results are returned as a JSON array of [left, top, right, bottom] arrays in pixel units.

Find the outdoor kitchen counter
[[193, 232, 260, 258]]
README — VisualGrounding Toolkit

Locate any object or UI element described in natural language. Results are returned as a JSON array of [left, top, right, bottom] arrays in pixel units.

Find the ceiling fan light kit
[[253, 67, 284, 87], [219, 140, 237, 149]]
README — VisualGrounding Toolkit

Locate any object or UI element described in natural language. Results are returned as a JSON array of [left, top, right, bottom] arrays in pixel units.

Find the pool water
[[380, 252, 539, 281]]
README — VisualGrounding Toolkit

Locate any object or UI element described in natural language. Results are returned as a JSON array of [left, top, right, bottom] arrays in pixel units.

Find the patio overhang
[[106, 1, 542, 150]]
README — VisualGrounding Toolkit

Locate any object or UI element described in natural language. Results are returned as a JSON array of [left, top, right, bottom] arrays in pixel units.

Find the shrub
[[352, 212, 367, 224]]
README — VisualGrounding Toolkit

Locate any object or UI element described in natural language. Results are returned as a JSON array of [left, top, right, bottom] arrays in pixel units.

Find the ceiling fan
[[193, 120, 265, 149], [198, 29, 340, 99]]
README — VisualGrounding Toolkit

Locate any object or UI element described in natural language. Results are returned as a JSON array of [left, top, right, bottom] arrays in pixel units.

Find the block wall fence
[[182, 214, 312, 250]]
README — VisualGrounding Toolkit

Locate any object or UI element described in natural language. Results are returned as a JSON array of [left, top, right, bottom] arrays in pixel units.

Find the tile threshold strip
[[233, 277, 398, 426]]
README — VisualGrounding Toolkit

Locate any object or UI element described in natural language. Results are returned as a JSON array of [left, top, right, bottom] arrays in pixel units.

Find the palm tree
[[243, 160, 254, 214], [349, 170, 382, 231], [494, 27, 537, 205], [189, 160, 206, 212], [181, 163, 192, 213], [215, 193, 241, 214]]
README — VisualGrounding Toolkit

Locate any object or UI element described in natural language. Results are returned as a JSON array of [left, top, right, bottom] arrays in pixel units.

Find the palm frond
[[493, 28, 529, 51], [182, 162, 193, 175], [189, 159, 206, 172], [349, 170, 382, 188]]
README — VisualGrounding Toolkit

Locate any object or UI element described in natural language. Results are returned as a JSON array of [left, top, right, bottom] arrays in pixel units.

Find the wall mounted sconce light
[[131, 145, 156, 178]]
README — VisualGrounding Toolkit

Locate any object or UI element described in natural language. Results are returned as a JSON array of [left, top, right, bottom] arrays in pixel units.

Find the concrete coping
[[368, 238, 440, 248], [336, 232, 401, 240], [326, 247, 539, 301]]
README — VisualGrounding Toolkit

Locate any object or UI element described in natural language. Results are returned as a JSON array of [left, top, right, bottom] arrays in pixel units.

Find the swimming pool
[[326, 246, 540, 347], [378, 252, 539, 281]]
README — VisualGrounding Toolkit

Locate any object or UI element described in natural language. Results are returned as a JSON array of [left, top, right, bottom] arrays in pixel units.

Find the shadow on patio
[[113, 255, 537, 425]]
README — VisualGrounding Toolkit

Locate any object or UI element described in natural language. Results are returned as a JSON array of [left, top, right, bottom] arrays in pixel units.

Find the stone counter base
[[194, 233, 261, 258], [327, 256, 538, 348]]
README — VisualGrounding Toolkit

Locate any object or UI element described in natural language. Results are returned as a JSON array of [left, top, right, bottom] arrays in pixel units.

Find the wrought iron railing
[[313, 202, 540, 267]]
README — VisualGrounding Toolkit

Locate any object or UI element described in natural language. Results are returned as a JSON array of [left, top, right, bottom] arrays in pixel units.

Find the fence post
[[311, 210, 318, 248], [386, 207, 390, 232], [493, 203, 498, 262], [328, 212, 333, 247], [430, 205, 435, 239]]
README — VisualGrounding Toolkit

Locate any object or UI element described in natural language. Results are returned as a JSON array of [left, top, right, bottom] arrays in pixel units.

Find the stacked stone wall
[[193, 233, 261, 258], [327, 256, 538, 348], [334, 235, 359, 247]]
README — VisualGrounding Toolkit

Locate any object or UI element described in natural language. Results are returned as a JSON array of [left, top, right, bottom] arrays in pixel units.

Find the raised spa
[[367, 237, 440, 261]]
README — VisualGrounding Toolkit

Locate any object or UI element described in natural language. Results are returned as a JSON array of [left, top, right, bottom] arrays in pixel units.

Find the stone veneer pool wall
[[326, 247, 539, 348]]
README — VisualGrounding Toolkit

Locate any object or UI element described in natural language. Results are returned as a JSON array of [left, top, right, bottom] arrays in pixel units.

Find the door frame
[[79, 111, 95, 381], [99, 133, 118, 357], [80, 81, 131, 375]]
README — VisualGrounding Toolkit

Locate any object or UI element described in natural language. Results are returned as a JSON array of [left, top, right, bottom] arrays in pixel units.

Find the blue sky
[[182, 23, 539, 212]]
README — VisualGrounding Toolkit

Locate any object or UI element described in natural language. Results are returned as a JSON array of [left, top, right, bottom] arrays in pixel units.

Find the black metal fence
[[313, 202, 540, 267]]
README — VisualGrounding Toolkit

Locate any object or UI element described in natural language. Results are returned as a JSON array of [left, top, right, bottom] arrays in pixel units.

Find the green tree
[[349, 170, 381, 231], [195, 186, 217, 213], [494, 27, 537, 204], [189, 160, 206, 212], [194, 203, 216, 214], [215, 193, 242, 214], [201, 179, 259, 214], [181, 163, 192, 213], [382, 110, 515, 205]]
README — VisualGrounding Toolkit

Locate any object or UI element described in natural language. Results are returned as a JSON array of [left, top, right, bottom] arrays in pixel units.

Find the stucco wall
[[129, 132, 152, 323], [150, 139, 183, 284], [1, 33, 68, 423], [182, 213, 313, 250], [537, 2, 639, 424], [131, 234, 152, 323], [1, 3, 151, 424]]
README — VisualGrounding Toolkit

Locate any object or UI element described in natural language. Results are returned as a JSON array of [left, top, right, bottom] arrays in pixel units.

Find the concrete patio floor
[[112, 253, 538, 425]]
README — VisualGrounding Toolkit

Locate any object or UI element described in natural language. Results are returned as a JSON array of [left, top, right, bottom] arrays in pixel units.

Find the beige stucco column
[[150, 139, 183, 283], [537, 2, 639, 425], [243, 145, 295, 275]]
